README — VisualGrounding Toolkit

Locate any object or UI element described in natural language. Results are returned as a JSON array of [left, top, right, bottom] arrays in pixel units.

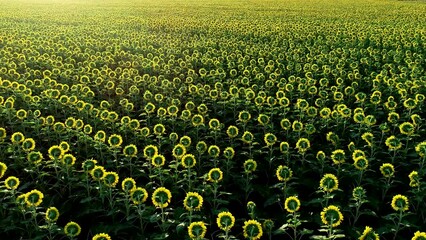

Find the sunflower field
[[0, 0, 425, 239]]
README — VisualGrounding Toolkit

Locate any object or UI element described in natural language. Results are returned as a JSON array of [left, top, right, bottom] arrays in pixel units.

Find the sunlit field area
[[0, 0, 425, 239]]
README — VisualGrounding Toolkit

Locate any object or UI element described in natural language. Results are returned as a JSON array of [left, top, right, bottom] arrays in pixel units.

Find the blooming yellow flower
[[45, 207, 60, 222], [92, 233, 112, 240], [64, 221, 81, 237], [188, 221, 207, 239], [217, 211, 235, 231], [207, 168, 223, 183], [183, 192, 203, 211], [412, 231, 426, 240], [359, 226, 379, 240], [321, 205, 343, 227], [152, 187, 172, 208], [320, 174, 339, 192], [391, 194, 409, 212], [130, 187, 148, 205], [25, 189, 44, 207], [284, 196, 301, 213], [243, 219, 263, 240]]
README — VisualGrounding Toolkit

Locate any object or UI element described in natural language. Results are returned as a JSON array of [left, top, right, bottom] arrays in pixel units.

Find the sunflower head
[[226, 125, 239, 138], [217, 211, 235, 231], [5, 176, 20, 190], [188, 221, 207, 239], [152, 187, 172, 208], [108, 134, 123, 148], [241, 131, 254, 144], [320, 174, 339, 192], [320, 205, 344, 227], [207, 168, 223, 183], [243, 219, 263, 240], [121, 177, 136, 193], [244, 159, 257, 173], [181, 154, 196, 168], [64, 221, 81, 237], [391, 194, 409, 212], [380, 163, 395, 178], [103, 171, 119, 187], [284, 196, 301, 213], [82, 159, 97, 172], [276, 165, 292, 182], [92, 233, 112, 240], [359, 226, 379, 240], [25, 189, 44, 207], [143, 145, 158, 159], [172, 144, 186, 159], [130, 187, 149, 205], [45, 207, 60, 222], [183, 192, 203, 211]]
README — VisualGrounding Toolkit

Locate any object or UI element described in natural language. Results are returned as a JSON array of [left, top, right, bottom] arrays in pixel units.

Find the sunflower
[[284, 196, 301, 213], [241, 131, 254, 144], [25, 189, 44, 207], [321, 205, 344, 227], [320, 174, 339, 192], [217, 211, 235, 231], [238, 110, 251, 123], [353, 113, 365, 124], [90, 166, 106, 181], [353, 157, 369, 171], [208, 118, 221, 131], [92, 233, 112, 240], [280, 118, 291, 130], [48, 145, 64, 160], [191, 114, 204, 127], [412, 231, 426, 240], [143, 145, 158, 159], [361, 132, 374, 147], [408, 171, 419, 188], [153, 123, 166, 135], [59, 141, 70, 153], [208, 145, 220, 158], [151, 154, 166, 167], [276, 165, 292, 182], [123, 144, 138, 158], [411, 114, 421, 126], [188, 221, 207, 239], [385, 136, 402, 151], [391, 194, 409, 212], [108, 134, 123, 148], [243, 219, 263, 240], [180, 136, 192, 148], [169, 132, 179, 143], [319, 107, 331, 119], [380, 163, 395, 178], [279, 142, 290, 154], [130, 187, 149, 204], [196, 141, 208, 154], [264, 133, 277, 146], [94, 130, 106, 142], [292, 120, 304, 132], [331, 149, 345, 165], [352, 186, 366, 200], [45, 207, 60, 222], [403, 98, 417, 110], [64, 117, 76, 129], [82, 159, 97, 172], [181, 154, 197, 168], [5, 176, 20, 190], [16, 109, 28, 120], [152, 187, 172, 208], [61, 154, 76, 167], [121, 177, 136, 192], [326, 132, 339, 145], [316, 151, 326, 161], [244, 159, 257, 173], [207, 168, 223, 183], [64, 221, 81, 237], [172, 144, 186, 159], [103, 171, 119, 187], [11, 132, 25, 144], [352, 149, 366, 161], [295, 138, 310, 153], [183, 192, 203, 211], [387, 112, 400, 124], [21, 138, 36, 152], [257, 114, 270, 126], [359, 226, 379, 240], [226, 125, 239, 138], [0, 127, 6, 140], [0, 162, 7, 179], [399, 122, 415, 136], [223, 147, 235, 159]]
